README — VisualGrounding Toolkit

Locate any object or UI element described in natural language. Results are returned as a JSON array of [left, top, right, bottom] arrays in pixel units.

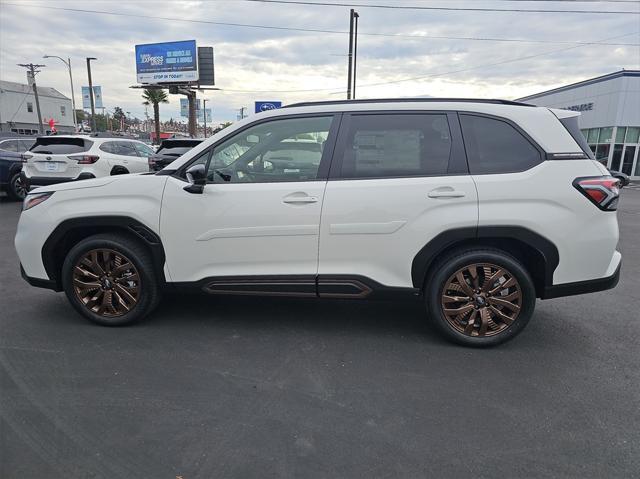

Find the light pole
[[86, 57, 97, 132], [202, 99, 208, 138], [43, 55, 78, 131]]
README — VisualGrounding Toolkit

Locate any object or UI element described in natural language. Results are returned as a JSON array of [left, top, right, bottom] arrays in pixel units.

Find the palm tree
[[142, 89, 169, 144]]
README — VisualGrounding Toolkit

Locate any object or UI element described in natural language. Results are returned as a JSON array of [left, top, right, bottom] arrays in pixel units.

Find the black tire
[[61, 233, 161, 326], [8, 172, 28, 201], [425, 248, 536, 347]]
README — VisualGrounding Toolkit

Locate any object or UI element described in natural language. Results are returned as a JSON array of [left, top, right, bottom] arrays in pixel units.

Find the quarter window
[[460, 114, 542, 174], [206, 116, 332, 183], [338, 114, 452, 178]]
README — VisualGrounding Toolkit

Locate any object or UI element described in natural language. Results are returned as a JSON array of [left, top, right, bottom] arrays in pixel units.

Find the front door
[[160, 114, 339, 288]]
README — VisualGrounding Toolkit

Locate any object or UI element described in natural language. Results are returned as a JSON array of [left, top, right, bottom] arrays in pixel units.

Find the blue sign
[[255, 101, 282, 114], [135, 40, 198, 84], [180, 98, 202, 117], [81, 86, 103, 109]]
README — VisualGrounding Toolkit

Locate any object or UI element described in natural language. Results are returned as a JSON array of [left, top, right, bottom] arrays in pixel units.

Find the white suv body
[[22, 135, 155, 188], [15, 99, 621, 346]]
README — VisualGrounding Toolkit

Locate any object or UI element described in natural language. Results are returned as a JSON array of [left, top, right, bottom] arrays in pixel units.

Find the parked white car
[[21, 135, 156, 188], [15, 99, 621, 346]]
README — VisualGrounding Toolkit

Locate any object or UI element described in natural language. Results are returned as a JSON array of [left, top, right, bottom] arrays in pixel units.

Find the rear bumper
[[22, 172, 95, 188], [541, 262, 621, 299]]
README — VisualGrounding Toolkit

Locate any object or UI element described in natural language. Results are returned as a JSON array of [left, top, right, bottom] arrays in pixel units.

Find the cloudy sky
[[1, 0, 639, 124]]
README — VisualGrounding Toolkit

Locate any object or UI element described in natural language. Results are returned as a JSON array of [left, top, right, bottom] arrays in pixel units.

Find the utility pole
[[86, 57, 97, 132], [18, 63, 45, 134], [203, 98, 208, 138], [346, 9, 359, 100], [346, 9, 355, 100], [353, 11, 359, 99]]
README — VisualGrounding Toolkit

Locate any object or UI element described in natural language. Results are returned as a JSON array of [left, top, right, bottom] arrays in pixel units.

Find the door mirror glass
[[184, 163, 207, 194]]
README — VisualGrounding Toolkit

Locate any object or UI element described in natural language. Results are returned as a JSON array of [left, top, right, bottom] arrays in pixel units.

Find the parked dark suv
[[148, 139, 203, 171], [0, 135, 36, 200]]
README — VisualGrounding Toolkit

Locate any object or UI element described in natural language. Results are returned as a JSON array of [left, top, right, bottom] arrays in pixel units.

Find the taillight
[[573, 176, 620, 211], [21, 153, 33, 163], [68, 155, 100, 164]]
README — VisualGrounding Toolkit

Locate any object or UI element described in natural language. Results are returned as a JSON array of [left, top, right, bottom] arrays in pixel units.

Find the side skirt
[[171, 275, 421, 301]]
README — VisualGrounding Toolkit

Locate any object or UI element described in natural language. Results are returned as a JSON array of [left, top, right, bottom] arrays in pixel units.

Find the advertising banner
[[135, 40, 199, 84], [180, 98, 202, 117], [255, 101, 282, 113], [81, 86, 104, 109], [197, 109, 212, 123]]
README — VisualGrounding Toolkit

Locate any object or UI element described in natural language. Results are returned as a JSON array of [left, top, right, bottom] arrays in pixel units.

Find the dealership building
[[0, 80, 74, 135], [518, 70, 640, 180]]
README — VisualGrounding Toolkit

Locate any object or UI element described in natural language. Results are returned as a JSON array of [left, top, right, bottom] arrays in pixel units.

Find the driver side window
[[206, 116, 333, 183]]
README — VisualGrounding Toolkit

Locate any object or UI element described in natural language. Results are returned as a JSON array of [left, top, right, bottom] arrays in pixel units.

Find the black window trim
[[173, 112, 343, 184], [328, 110, 468, 181], [457, 111, 547, 175]]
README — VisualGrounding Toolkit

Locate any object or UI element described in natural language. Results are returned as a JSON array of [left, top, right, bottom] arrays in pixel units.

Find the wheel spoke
[[489, 306, 514, 325], [489, 277, 516, 295], [73, 278, 101, 291], [468, 266, 480, 289], [443, 304, 475, 316], [488, 296, 520, 312], [442, 295, 471, 303], [111, 261, 134, 276], [478, 308, 490, 336], [75, 266, 99, 280], [455, 272, 475, 296], [482, 268, 505, 292], [464, 310, 478, 334]]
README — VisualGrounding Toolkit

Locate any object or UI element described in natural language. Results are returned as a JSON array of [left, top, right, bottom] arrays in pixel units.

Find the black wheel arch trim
[[41, 216, 166, 290], [411, 226, 560, 296]]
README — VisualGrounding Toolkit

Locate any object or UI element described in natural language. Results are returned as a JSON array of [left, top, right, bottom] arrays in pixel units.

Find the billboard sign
[[255, 101, 282, 113], [135, 40, 198, 84], [81, 86, 103, 109]]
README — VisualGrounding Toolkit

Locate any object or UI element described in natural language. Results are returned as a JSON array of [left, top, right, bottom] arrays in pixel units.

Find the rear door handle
[[283, 195, 318, 204], [428, 188, 466, 199]]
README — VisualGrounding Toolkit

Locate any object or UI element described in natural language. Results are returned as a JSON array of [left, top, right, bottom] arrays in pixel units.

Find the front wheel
[[61, 233, 161, 326], [425, 248, 536, 347]]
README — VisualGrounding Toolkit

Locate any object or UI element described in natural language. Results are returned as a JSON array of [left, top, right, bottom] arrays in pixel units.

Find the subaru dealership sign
[[135, 40, 198, 84], [255, 101, 282, 113]]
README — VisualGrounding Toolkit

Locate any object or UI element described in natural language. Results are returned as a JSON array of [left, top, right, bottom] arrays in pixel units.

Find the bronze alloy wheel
[[72, 248, 141, 317], [441, 263, 522, 337]]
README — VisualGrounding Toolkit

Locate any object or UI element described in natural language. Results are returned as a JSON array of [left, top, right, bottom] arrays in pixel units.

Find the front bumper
[[22, 172, 96, 188], [541, 261, 621, 299]]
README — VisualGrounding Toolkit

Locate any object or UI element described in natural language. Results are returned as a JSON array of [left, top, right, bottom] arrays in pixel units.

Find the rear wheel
[[425, 248, 536, 347], [8, 172, 28, 201], [61, 234, 160, 325]]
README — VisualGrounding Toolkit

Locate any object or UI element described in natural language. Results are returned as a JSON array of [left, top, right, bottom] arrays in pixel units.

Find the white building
[[518, 70, 640, 180], [0, 80, 74, 134]]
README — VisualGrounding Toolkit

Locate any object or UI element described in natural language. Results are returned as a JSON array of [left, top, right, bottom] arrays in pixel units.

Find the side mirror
[[183, 163, 207, 194]]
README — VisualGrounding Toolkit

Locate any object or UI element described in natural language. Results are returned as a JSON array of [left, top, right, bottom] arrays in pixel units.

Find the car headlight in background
[[23, 192, 54, 211]]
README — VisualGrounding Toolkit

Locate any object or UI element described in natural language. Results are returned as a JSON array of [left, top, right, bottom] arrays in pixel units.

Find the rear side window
[[0, 140, 19, 152], [99, 141, 118, 154], [31, 137, 92, 154], [338, 114, 452, 178], [460, 114, 542, 174], [117, 142, 140, 157]]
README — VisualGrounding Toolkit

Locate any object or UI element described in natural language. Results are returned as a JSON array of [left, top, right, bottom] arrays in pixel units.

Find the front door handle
[[428, 187, 466, 199], [283, 195, 318, 204]]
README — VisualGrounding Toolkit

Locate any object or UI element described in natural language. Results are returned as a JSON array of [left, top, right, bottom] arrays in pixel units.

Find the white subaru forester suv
[[15, 99, 621, 346], [21, 135, 155, 189]]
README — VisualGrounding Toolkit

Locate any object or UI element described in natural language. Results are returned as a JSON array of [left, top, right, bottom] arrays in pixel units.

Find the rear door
[[26, 137, 92, 179], [318, 111, 478, 292]]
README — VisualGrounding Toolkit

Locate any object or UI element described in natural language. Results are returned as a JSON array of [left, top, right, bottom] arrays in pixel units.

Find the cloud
[[1, 0, 638, 123]]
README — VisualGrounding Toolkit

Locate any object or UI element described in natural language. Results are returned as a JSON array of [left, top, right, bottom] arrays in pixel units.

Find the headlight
[[23, 192, 54, 211]]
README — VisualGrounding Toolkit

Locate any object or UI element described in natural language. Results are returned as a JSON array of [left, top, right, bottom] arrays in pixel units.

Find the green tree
[[142, 89, 169, 144]]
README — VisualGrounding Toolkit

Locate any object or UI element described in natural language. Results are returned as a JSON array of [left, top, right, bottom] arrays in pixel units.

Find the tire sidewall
[[426, 250, 536, 347], [9, 172, 27, 201], [62, 236, 155, 326]]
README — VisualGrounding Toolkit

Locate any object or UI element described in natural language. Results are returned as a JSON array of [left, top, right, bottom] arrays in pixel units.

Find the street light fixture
[[43, 54, 78, 131]]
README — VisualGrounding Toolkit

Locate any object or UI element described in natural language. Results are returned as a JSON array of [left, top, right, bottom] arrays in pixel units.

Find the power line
[[2, 3, 638, 46], [245, 0, 640, 14], [221, 31, 638, 93]]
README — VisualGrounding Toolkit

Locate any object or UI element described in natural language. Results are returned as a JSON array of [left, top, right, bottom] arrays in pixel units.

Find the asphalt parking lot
[[1, 189, 639, 479]]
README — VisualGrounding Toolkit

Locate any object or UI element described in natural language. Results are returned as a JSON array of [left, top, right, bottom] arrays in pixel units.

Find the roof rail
[[283, 98, 534, 108]]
